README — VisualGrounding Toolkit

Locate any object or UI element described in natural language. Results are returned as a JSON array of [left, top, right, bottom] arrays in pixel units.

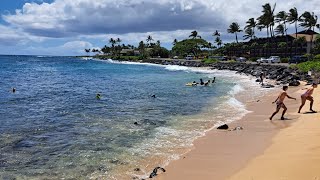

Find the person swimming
[[212, 77, 216, 84], [12, 88, 16, 93], [151, 94, 156, 98], [200, 79, 204, 85], [204, 80, 211, 86], [96, 93, 101, 100]]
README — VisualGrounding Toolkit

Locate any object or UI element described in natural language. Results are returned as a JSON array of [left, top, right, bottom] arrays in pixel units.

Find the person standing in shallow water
[[298, 83, 317, 113], [269, 86, 296, 120]]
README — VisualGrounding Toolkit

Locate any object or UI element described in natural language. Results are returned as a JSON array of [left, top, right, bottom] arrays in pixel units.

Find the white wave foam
[[229, 84, 244, 96], [227, 97, 249, 112], [164, 65, 190, 71]]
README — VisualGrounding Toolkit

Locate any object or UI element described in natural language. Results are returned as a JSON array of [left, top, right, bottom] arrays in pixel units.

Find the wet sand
[[157, 86, 301, 180]]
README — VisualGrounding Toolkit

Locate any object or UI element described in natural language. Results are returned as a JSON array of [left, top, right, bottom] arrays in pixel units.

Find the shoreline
[[156, 84, 302, 180], [93, 58, 318, 179]]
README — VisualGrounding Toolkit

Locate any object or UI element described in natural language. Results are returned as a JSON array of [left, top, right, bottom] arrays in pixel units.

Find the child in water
[[96, 93, 101, 100], [269, 86, 296, 120]]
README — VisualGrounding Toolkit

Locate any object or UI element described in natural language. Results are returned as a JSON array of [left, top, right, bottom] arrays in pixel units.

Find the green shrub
[[289, 64, 297, 70], [296, 61, 320, 73], [313, 54, 320, 61], [281, 58, 289, 63], [202, 58, 218, 64], [303, 53, 313, 60], [227, 60, 236, 63]]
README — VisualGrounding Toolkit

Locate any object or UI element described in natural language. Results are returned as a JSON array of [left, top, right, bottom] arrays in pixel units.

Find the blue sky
[[0, 0, 319, 56]]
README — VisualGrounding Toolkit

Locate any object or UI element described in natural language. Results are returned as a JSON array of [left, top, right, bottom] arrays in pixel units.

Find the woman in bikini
[[298, 83, 317, 113], [270, 86, 296, 120]]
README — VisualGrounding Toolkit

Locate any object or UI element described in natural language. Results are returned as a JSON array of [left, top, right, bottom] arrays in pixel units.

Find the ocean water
[[0, 55, 269, 179]]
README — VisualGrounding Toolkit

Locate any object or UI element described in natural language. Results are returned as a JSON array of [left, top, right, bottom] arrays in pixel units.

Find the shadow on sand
[[303, 111, 318, 114]]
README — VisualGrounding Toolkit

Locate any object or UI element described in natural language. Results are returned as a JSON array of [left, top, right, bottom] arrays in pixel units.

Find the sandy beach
[[228, 86, 320, 180], [156, 85, 319, 180]]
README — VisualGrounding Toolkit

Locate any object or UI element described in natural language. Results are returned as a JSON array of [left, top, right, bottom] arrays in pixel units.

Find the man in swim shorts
[[269, 86, 296, 120], [298, 83, 317, 113]]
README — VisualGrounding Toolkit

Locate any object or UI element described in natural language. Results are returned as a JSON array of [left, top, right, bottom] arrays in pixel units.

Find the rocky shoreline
[[95, 56, 313, 86], [137, 59, 312, 86]]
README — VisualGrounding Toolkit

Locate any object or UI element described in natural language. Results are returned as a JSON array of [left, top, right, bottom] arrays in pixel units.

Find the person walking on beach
[[259, 72, 264, 85], [269, 86, 296, 120], [298, 83, 317, 113]]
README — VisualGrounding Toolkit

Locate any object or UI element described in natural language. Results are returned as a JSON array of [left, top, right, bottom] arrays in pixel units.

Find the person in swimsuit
[[298, 83, 317, 113], [269, 86, 296, 120]]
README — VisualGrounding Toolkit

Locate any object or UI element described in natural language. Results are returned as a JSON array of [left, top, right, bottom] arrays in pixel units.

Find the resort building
[[226, 30, 319, 58]]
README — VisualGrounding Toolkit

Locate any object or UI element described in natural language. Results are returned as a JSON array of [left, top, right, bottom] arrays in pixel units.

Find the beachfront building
[[119, 49, 140, 56], [225, 30, 319, 58]]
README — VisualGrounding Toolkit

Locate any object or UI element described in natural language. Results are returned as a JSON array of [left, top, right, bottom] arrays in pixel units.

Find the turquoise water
[[0, 56, 257, 179]]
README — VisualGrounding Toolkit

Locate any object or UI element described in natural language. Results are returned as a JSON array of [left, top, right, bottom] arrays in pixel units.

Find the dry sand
[[156, 86, 310, 180], [228, 86, 320, 180]]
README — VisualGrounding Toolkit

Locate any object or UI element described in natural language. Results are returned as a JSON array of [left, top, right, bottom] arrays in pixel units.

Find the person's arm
[[272, 96, 279, 104], [286, 94, 296, 100]]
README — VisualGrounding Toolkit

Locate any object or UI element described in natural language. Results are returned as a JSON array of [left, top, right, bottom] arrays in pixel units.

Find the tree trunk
[[235, 33, 238, 43]]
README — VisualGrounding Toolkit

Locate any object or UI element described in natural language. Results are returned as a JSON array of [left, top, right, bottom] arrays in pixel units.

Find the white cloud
[[1, 0, 320, 55], [0, 25, 45, 46]]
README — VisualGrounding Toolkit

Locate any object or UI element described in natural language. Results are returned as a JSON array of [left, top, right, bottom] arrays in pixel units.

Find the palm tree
[[276, 11, 288, 35], [215, 37, 222, 48], [299, 11, 318, 45], [213, 30, 220, 37], [257, 3, 276, 38], [173, 39, 178, 46], [116, 38, 121, 45], [243, 28, 254, 40], [245, 18, 257, 37], [85, 49, 91, 56], [275, 24, 285, 36], [109, 38, 116, 46], [138, 41, 146, 57], [146, 35, 153, 46], [189, 30, 201, 39], [287, 7, 299, 39], [227, 22, 242, 43]]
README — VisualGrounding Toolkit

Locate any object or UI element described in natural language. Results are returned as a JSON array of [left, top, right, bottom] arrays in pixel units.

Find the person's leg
[[307, 96, 315, 112], [270, 105, 281, 120], [298, 96, 307, 113], [281, 104, 287, 120]]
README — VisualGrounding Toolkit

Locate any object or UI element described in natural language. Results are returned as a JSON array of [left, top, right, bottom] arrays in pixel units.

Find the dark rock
[[217, 124, 229, 130], [149, 167, 166, 178], [289, 80, 300, 86], [261, 84, 275, 88], [134, 168, 141, 172], [134, 122, 139, 125]]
